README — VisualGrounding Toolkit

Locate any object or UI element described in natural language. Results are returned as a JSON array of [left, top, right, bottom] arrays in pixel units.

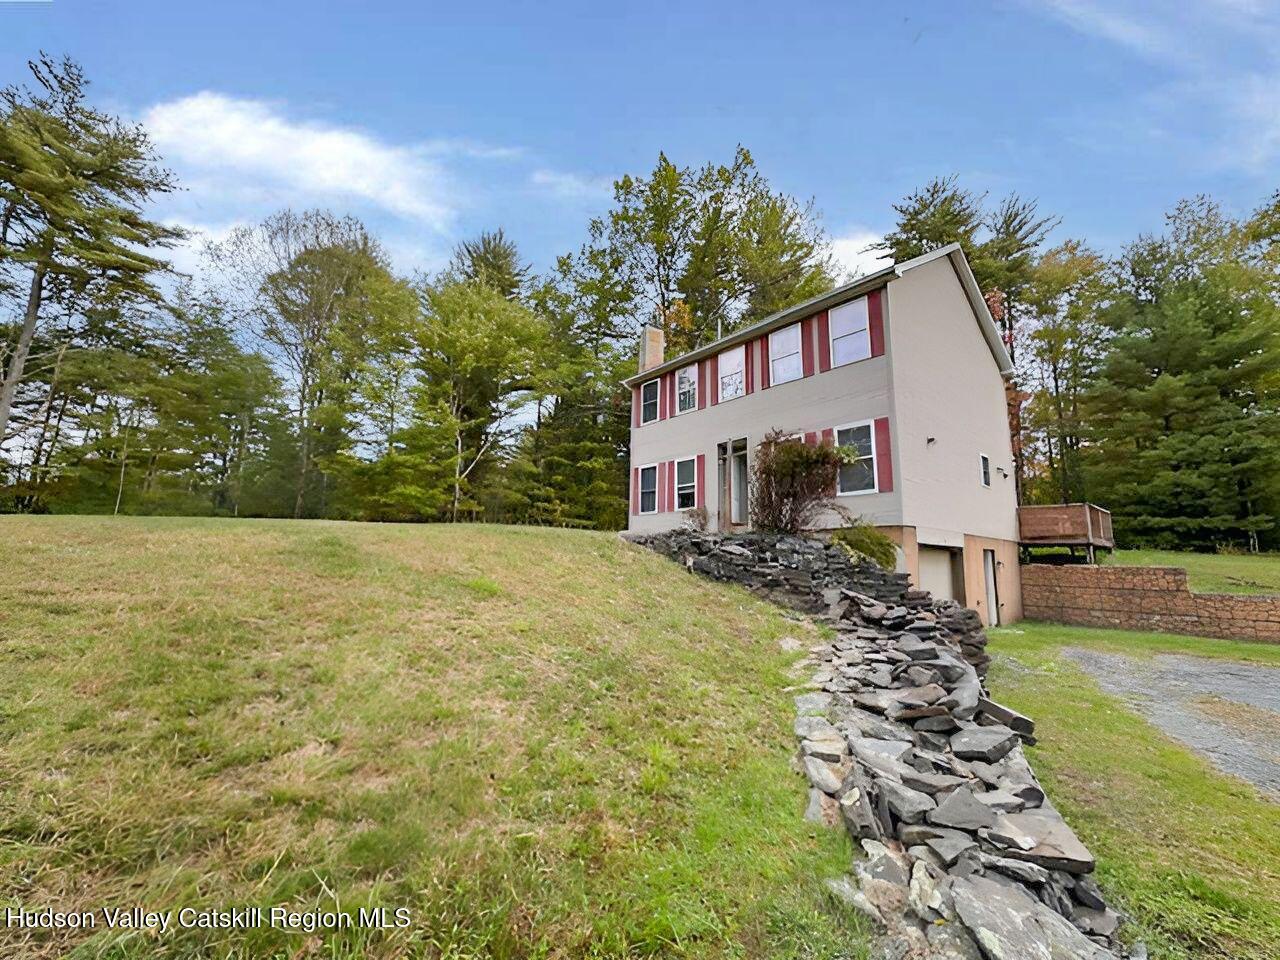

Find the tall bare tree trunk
[[114, 421, 132, 516], [0, 262, 47, 446]]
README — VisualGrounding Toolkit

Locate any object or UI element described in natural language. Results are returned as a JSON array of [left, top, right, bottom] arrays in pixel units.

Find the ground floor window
[[836, 422, 876, 494], [675, 457, 696, 509], [639, 465, 657, 513]]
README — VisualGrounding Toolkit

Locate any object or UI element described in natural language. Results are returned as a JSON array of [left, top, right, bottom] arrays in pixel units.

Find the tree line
[[2, 57, 1278, 550]]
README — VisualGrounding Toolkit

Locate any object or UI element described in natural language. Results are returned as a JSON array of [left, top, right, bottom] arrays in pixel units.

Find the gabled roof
[[622, 243, 1013, 386]]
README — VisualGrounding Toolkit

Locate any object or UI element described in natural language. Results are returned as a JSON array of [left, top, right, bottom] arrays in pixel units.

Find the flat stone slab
[[951, 725, 1020, 763], [986, 811, 1096, 874], [794, 691, 833, 716], [951, 874, 1119, 960], [928, 786, 996, 831]]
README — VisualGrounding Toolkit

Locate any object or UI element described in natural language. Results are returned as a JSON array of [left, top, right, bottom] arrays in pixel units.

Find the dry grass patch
[[0, 517, 864, 959]]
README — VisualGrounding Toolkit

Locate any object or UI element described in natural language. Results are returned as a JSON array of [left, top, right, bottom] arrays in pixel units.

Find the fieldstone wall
[[1023, 564, 1280, 644], [634, 532, 1139, 959], [632, 530, 991, 675]]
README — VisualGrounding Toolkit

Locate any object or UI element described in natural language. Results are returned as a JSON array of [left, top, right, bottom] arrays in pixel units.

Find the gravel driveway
[[1064, 647, 1280, 798]]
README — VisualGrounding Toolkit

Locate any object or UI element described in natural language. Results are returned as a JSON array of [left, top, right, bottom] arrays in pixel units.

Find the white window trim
[[979, 453, 992, 488], [639, 378, 660, 425], [637, 462, 659, 514], [828, 297, 872, 370], [718, 344, 746, 402], [768, 322, 803, 385], [675, 364, 698, 416], [834, 418, 879, 497], [674, 455, 697, 510]]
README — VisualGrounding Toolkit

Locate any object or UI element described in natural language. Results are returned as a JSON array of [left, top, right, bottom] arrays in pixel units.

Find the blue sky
[[2, 1, 1277, 279]]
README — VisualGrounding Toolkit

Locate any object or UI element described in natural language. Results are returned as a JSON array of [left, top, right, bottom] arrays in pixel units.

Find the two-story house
[[624, 243, 1022, 626]]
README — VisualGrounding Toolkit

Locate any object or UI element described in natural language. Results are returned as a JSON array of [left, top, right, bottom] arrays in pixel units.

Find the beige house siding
[[628, 349, 899, 534], [885, 257, 1019, 546]]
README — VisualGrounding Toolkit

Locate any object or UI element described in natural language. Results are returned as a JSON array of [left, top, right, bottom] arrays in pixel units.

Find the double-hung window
[[675, 457, 696, 509], [980, 454, 991, 487], [676, 364, 697, 414], [718, 345, 745, 400], [830, 298, 871, 367], [638, 465, 658, 513], [769, 323, 803, 385], [640, 379, 659, 424], [836, 422, 876, 495]]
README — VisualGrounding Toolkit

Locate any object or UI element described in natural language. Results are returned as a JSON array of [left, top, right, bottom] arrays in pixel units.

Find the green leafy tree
[[1084, 197, 1280, 550], [0, 54, 183, 448]]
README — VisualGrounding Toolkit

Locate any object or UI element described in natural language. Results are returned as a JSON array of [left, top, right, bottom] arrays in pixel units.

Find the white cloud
[[829, 229, 891, 280], [1024, 0, 1280, 173], [529, 168, 614, 200], [143, 92, 455, 229]]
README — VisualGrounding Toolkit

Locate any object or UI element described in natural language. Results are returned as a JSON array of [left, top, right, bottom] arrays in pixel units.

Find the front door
[[717, 438, 749, 530]]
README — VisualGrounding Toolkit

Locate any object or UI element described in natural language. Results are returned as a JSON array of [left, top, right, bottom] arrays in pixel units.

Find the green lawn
[[0, 517, 865, 960], [1105, 548, 1280, 595], [987, 621, 1280, 960]]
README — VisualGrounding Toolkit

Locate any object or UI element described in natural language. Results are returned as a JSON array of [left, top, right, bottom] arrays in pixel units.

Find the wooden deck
[[1018, 503, 1115, 551]]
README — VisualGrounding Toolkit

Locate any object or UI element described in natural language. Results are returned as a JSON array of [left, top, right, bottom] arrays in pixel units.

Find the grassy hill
[[0, 517, 863, 960], [1104, 548, 1280, 595]]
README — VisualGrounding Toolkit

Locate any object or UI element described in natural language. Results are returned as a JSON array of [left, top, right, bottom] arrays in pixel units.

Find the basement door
[[983, 549, 1001, 627]]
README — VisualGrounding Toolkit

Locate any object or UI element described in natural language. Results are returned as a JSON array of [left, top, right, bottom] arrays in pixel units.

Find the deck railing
[[1018, 503, 1115, 549]]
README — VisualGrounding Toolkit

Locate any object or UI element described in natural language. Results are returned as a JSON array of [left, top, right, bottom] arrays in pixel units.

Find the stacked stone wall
[[1022, 564, 1280, 644]]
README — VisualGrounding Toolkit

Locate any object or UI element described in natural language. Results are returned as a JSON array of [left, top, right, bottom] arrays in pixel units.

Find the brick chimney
[[638, 324, 665, 374]]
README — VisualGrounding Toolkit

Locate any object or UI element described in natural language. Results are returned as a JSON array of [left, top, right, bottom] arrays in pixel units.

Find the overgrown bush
[[831, 520, 898, 570], [749, 430, 848, 534]]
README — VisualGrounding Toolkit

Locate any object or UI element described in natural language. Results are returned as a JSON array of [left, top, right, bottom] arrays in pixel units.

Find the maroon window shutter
[[760, 334, 771, 389], [668, 373, 676, 416], [745, 340, 755, 394], [696, 453, 706, 508], [698, 360, 708, 410], [869, 290, 885, 358], [657, 377, 666, 420], [632, 386, 641, 427], [709, 355, 720, 405], [874, 417, 893, 492], [804, 431, 818, 446], [631, 466, 640, 514], [657, 461, 667, 512], [801, 316, 816, 377], [667, 459, 676, 511], [817, 311, 832, 372], [822, 428, 837, 494]]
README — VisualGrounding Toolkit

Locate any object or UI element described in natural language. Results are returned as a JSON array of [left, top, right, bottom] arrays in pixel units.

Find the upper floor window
[[675, 457, 696, 509], [719, 345, 745, 401], [836, 421, 876, 495], [640, 379, 659, 424], [769, 323, 803, 385], [980, 454, 991, 487], [830, 298, 871, 367], [638, 464, 658, 513], [676, 364, 697, 414]]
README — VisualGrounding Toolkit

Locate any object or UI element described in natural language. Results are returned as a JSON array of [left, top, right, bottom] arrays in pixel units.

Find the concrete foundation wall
[[1022, 564, 1280, 644]]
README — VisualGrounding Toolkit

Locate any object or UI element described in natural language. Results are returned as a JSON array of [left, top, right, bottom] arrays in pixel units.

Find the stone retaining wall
[[1022, 564, 1280, 644]]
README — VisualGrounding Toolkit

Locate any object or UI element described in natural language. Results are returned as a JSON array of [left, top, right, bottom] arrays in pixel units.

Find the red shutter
[[869, 289, 885, 358], [631, 466, 640, 515], [696, 453, 706, 508], [874, 417, 893, 492], [632, 386, 641, 428], [698, 359, 708, 410], [817, 311, 832, 372], [823, 428, 837, 495], [760, 334, 771, 389], [709, 355, 719, 405], [801, 316, 816, 377], [668, 373, 676, 416], [745, 340, 755, 394], [657, 377, 666, 420], [657, 461, 667, 512], [804, 431, 818, 446], [667, 459, 676, 511]]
